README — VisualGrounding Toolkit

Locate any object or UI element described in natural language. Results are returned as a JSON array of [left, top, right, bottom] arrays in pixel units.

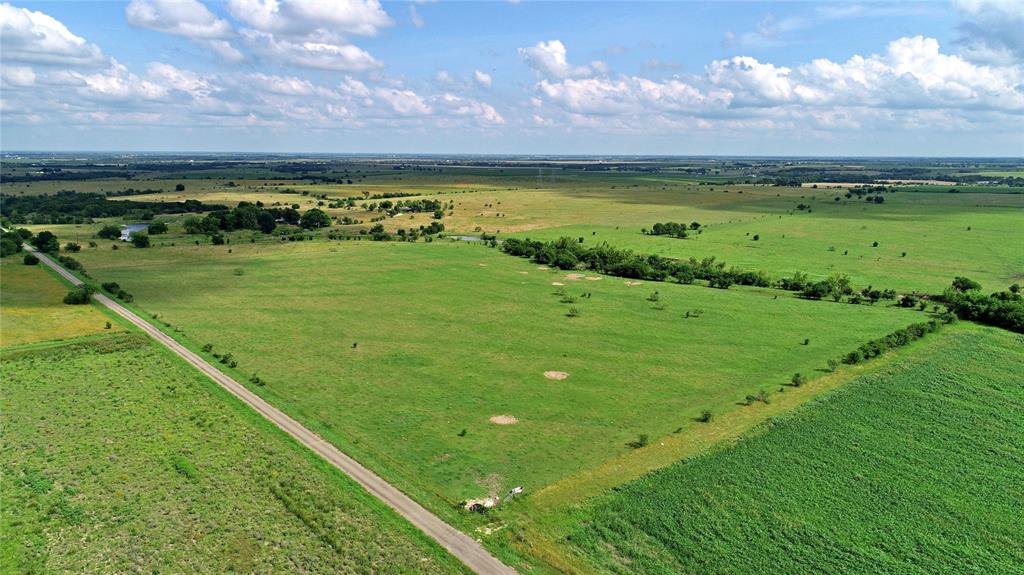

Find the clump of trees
[[101, 281, 134, 302], [63, 285, 95, 305], [644, 222, 696, 239], [184, 202, 288, 235], [1, 228, 30, 257], [942, 277, 1024, 333], [31, 231, 59, 253]]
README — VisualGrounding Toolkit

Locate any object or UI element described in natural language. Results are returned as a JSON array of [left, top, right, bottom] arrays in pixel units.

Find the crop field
[[66, 238, 927, 508], [0, 333, 468, 574], [0, 256, 117, 347], [561, 325, 1024, 574]]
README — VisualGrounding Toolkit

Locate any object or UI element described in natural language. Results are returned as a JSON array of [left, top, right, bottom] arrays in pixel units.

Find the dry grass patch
[[489, 415, 519, 425]]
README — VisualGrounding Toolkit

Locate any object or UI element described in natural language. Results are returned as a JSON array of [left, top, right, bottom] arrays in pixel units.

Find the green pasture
[[0, 333, 468, 574], [69, 239, 926, 508], [488, 188, 1024, 294]]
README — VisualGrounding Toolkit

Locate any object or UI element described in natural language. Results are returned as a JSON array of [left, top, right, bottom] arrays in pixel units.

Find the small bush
[[131, 233, 150, 248], [63, 286, 94, 305], [23, 253, 39, 265], [697, 410, 713, 423]]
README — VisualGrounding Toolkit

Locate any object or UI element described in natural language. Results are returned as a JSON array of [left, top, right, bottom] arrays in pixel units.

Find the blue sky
[[1, 1, 1021, 155]]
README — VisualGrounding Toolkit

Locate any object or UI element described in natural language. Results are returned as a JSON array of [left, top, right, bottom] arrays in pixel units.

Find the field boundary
[[19, 241, 517, 575]]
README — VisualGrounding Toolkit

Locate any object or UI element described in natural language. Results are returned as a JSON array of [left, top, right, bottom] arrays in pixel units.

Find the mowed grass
[[563, 326, 1024, 575], [70, 239, 924, 505], [0, 334, 468, 575], [0, 256, 116, 347]]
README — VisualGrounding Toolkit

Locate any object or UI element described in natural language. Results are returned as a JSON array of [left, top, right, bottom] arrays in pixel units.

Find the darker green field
[[563, 326, 1024, 574], [0, 334, 467, 574]]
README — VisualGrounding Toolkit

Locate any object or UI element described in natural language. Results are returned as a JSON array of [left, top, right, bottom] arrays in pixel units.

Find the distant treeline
[[0, 170, 129, 183], [0, 192, 226, 224]]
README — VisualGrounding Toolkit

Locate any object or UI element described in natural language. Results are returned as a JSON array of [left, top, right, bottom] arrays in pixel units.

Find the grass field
[[0, 333, 468, 574], [475, 186, 1023, 294], [561, 325, 1024, 574], [67, 239, 927, 509], [0, 256, 117, 347]]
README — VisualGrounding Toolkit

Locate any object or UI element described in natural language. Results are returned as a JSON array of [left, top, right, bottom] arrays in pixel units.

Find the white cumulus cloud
[[0, 2, 105, 66], [519, 39, 593, 78]]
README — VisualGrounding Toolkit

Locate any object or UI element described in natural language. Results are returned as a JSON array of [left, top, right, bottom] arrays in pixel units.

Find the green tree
[[31, 231, 60, 253], [131, 233, 151, 248], [97, 225, 122, 239], [299, 208, 331, 229]]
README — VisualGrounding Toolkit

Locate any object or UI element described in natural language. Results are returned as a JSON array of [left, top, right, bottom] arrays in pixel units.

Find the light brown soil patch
[[518, 271, 529, 275], [537, 266, 549, 271], [551, 282, 565, 286], [543, 371, 570, 380], [585, 276, 602, 281], [564, 273, 585, 280], [624, 281, 642, 286], [489, 415, 518, 425]]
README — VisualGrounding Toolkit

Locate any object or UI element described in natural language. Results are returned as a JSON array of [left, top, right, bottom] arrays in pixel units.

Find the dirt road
[[24, 243, 517, 575]]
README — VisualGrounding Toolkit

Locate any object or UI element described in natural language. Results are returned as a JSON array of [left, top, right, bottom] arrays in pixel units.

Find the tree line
[[0, 191, 225, 224]]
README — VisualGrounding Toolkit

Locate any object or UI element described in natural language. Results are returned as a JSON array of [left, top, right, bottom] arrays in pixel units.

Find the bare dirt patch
[[551, 282, 565, 286], [564, 273, 585, 280], [624, 281, 642, 287], [537, 266, 549, 271], [489, 415, 518, 425], [544, 371, 570, 380], [585, 276, 602, 281], [518, 271, 529, 275]]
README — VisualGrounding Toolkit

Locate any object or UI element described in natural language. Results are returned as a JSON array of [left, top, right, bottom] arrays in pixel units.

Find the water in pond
[[121, 224, 149, 239]]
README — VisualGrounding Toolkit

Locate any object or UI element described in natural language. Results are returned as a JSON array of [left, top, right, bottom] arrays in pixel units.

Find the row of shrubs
[[841, 317, 953, 365]]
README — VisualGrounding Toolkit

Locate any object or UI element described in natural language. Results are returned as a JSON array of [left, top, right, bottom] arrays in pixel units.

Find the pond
[[121, 224, 149, 239]]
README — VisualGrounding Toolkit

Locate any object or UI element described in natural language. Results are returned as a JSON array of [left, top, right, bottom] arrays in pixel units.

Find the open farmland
[[68, 238, 928, 507], [3, 155, 1022, 574], [0, 255, 117, 347], [560, 325, 1024, 574], [0, 334, 468, 574]]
